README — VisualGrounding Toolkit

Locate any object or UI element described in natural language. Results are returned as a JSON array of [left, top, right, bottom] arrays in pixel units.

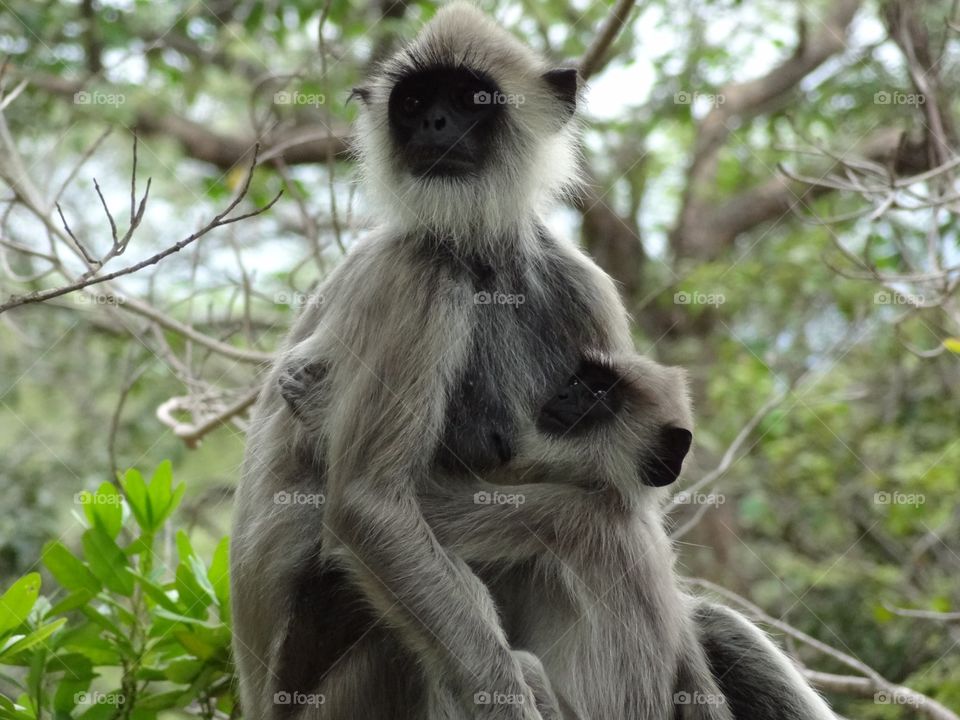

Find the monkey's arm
[[321, 335, 549, 718], [325, 466, 550, 718], [693, 601, 837, 720], [421, 481, 596, 563]]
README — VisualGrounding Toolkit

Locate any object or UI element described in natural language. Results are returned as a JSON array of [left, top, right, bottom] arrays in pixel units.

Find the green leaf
[[0, 574, 41, 637], [134, 689, 189, 711], [80, 482, 124, 539], [81, 528, 134, 597], [148, 461, 184, 529], [174, 564, 210, 617], [174, 530, 194, 562], [42, 542, 101, 595], [53, 682, 86, 715], [162, 658, 203, 683], [173, 630, 218, 660], [0, 619, 66, 662], [148, 462, 173, 521], [128, 572, 179, 614], [48, 590, 94, 616], [153, 609, 221, 628], [45, 652, 95, 680], [61, 619, 126, 664], [121, 468, 151, 531], [0, 694, 35, 720], [944, 338, 960, 354], [76, 700, 122, 719], [208, 537, 230, 620]]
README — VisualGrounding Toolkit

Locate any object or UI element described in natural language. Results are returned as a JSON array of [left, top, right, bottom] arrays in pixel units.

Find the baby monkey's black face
[[388, 66, 504, 178], [537, 359, 693, 488], [537, 361, 625, 438]]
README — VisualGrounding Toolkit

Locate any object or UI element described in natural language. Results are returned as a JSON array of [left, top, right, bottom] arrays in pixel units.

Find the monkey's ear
[[348, 86, 371, 105], [641, 427, 692, 487], [541, 68, 578, 118]]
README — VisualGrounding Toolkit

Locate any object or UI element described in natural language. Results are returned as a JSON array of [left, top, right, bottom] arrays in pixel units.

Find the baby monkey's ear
[[640, 426, 693, 487]]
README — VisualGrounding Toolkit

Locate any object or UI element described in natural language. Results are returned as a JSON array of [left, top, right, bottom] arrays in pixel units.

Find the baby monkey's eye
[[594, 389, 607, 398], [402, 95, 423, 114], [568, 377, 580, 387]]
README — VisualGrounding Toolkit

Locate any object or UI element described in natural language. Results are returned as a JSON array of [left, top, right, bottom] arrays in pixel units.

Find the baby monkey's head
[[517, 353, 693, 496]]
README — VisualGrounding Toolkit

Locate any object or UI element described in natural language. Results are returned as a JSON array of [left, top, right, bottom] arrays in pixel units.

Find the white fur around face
[[353, 2, 582, 251]]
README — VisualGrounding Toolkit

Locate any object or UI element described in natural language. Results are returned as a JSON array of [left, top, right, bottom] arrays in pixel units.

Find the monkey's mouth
[[408, 150, 478, 178], [536, 408, 578, 437]]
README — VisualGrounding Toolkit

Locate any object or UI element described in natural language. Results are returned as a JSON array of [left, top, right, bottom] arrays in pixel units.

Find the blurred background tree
[[0, 0, 958, 717]]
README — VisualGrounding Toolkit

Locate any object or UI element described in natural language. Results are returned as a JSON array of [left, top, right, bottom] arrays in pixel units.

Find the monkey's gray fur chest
[[427, 230, 610, 477]]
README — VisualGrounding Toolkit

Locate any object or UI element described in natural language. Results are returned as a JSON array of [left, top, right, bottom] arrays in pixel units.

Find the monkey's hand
[[513, 650, 562, 720], [277, 360, 329, 421]]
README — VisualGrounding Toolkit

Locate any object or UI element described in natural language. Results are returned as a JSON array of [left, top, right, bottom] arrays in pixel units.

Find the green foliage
[[0, 464, 234, 720]]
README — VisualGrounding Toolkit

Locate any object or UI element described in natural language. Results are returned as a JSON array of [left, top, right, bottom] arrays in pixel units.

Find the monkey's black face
[[388, 66, 504, 179], [537, 360, 625, 438], [537, 359, 693, 487]]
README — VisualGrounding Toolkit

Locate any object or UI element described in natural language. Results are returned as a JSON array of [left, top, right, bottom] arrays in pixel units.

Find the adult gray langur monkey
[[231, 3, 632, 719]]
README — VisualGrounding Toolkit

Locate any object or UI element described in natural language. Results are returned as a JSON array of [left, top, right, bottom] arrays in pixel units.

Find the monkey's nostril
[[434, 116, 446, 130]]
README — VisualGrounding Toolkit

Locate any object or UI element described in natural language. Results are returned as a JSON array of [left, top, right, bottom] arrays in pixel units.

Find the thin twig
[[0, 144, 281, 313], [579, 0, 640, 80]]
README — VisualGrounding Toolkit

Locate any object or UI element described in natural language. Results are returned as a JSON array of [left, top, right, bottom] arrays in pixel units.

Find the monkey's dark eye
[[568, 377, 580, 388], [402, 95, 423, 115]]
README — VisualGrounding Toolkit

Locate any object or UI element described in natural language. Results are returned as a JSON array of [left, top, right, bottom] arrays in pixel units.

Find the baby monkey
[[417, 353, 836, 720], [418, 352, 729, 720]]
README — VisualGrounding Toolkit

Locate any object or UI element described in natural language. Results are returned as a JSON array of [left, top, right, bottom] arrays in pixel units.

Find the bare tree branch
[[579, 0, 640, 80], [691, 579, 960, 720], [0, 144, 281, 313], [805, 671, 959, 720], [670, 0, 862, 259], [156, 388, 260, 448]]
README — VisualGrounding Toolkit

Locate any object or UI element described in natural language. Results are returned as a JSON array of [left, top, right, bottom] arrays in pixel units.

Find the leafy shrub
[[0, 462, 235, 719]]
